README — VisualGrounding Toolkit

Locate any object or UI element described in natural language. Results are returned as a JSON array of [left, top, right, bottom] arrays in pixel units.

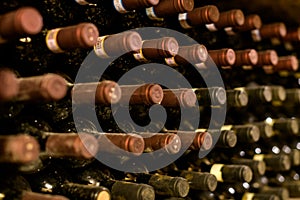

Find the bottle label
[[46, 28, 64, 53], [224, 27, 236, 36], [210, 164, 224, 182], [242, 193, 255, 200], [253, 154, 265, 161], [178, 13, 192, 29], [206, 23, 218, 32], [94, 36, 110, 58], [146, 7, 164, 21], [113, 0, 128, 13], [251, 29, 261, 42], [221, 125, 233, 131], [133, 47, 148, 62], [165, 57, 178, 67]]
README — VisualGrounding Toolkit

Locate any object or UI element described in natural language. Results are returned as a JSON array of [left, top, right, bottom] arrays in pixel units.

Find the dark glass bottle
[[208, 48, 236, 69], [25, 164, 111, 200], [161, 88, 197, 108], [0, 7, 43, 43], [0, 174, 70, 200], [226, 88, 249, 108], [133, 173, 190, 197], [221, 124, 261, 143], [253, 153, 291, 172], [193, 87, 227, 106], [0, 68, 19, 102], [0, 134, 39, 164]]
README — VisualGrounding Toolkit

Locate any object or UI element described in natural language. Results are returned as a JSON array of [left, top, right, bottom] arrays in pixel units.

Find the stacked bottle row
[[0, 0, 300, 199]]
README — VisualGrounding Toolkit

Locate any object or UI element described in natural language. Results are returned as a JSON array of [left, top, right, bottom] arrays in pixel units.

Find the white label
[[46, 28, 64, 53], [146, 7, 164, 21], [210, 164, 224, 182], [242, 193, 255, 200], [165, 57, 178, 67], [253, 154, 265, 161], [113, 0, 128, 13], [178, 13, 192, 29], [224, 27, 236, 36], [251, 29, 261, 42], [94, 36, 110, 58], [221, 125, 233, 131], [206, 23, 218, 32]]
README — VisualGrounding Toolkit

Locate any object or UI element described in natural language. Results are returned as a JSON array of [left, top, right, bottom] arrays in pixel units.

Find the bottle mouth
[[15, 7, 43, 35], [173, 177, 190, 197]]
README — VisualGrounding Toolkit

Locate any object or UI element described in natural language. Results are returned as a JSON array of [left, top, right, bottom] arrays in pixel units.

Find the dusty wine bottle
[[97, 133, 145, 155], [253, 154, 291, 172], [0, 134, 39, 164], [134, 173, 190, 197], [165, 44, 208, 67], [226, 88, 249, 107], [193, 87, 227, 106], [215, 129, 237, 148], [231, 157, 266, 176], [71, 80, 122, 105], [0, 68, 19, 102], [142, 133, 181, 154], [208, 48, 236, 68], [0, 7, 43, 43], [134, 37, 179, 62], [221, 124, 260, 143], [14, 73, 68, 102], [145, 0, 194, 21], [160, 88, 197, 108], [119, 83, 164, 105], [94, 31, 142, 58]]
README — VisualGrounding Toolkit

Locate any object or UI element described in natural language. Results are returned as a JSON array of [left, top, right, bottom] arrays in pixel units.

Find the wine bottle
[[25, 164, 111, 200], [132, 173, 190, 197], [230, 157, 266, 176], [142, 133, 181, 154], [13, 22, 99, 76], [259, 186, 290, 200], [0, 174, 70, 200], [160, 88, 197, 108], [241, 192, 280, 200], [0, 68, 19, 102], [0, 7, 43, 43], [221, 124, 260, 143], [0, 134, 39, 164], [70, 161, 156, 200], [193, 87, 227, 106], [274, 55, 299, 72], [215, 129, 237, 149], [97, 133, 145, 155], [208, 48, 236, 69], [226, 88, 249, 108], [233, 49, 259, 69], [253, 154, 291, 172]]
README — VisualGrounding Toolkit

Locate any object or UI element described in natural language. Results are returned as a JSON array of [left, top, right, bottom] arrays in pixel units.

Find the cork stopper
[[45, 133, 99, 159], [17, 73, 68, 102], [255, 50, 279, 66], [153, 0, 194, 17], [0, 68, 19, 102], [283, 27, 300, 42], [259, 22, 287, 39], [172, 177, 190, 197], [234, 49, 258, 66], [103, 31, 143, 56], [0, 134, 40, 164], [120, 84, 164, 105], [161, 88, 197, 108], [214, 9, 245, 30], [56, 23, 99, 49], [175, 44, 208, 65], [142, 37, 179, 60], [232, 14, 262, 32], [122, 0, 159, 10], [208, 48, 236, 66], [186, 5, 220, 26], [274, 56, 299, 71], [0, 7, 43, 39]]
